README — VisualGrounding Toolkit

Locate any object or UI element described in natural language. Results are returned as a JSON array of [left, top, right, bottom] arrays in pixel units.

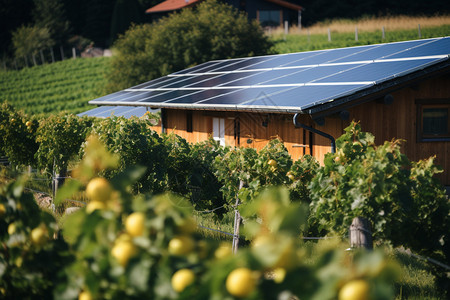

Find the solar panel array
[[88, 37, 450, 114], [78, 105, 156, 118]]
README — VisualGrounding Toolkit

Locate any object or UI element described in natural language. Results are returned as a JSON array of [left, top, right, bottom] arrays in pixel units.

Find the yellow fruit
[[226, 268, 257, 298], [272, 268, 286, 283], [86, 177, 112, 203], [268, 159, 277, 167], [8, 223, 16, 235], [171, 269, 195, 292], [0, 204, 6, 217], [10, 118, 15, 123], [31, 225, 48, 246], [168, 236, 195, 256], [86, 201, 106, 213], [214, 244, 232, 259], [25, 121, 32, 127], [111, 241, 136, 267], [79, 290, 93, 300], [288, 174, 295, 181], [125, 212, 145, 237], [339, 279, 370, 300]]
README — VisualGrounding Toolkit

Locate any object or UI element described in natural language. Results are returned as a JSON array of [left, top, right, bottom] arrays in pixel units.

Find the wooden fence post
[[50, 47, 55, 63], [349, 217, 373, 250], [232, 180, 244, 254], [382, 26, 385, 40], [418, 24, 422, 38]]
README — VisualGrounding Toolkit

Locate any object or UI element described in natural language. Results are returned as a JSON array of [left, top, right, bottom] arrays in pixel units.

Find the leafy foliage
[[107, 0, 273, 91], [35, 113, 93, 173], [0, 102, 39, 166], [0, 178, 71, 298], [308, 122, 450, 272], [11, 25, 54, 59]]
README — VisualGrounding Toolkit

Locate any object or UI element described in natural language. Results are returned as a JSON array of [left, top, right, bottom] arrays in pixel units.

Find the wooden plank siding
[[149, 74, 450, 185]]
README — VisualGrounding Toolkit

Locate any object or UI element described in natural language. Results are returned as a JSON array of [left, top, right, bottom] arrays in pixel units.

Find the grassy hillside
[[0, 57, 110, 116]]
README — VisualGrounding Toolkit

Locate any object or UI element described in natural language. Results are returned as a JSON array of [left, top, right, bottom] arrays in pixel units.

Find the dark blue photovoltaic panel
[[212, 56, 278, 72], [138, 90, 199, 103], [199, 87, 289, 105], [248, 85, 368, 109], [78, 105, 116, 116], [190, 59, 243, 73], [131, 77, 171, 89], [166, 89, 238, 104], [281, 45, 376, 67], [263, 64, 364, 85], [220, 69, 304, 87], [384, 37, 450, 59], [172, 61, 220, 75], [90, 90, 132, 103], [114, 91, 167, 103], [238, 51, 326, 70], [160, 74, 219, 88], [119, 107, 149, 119], [315, 59, 437, 83], [331, 39, 431, 63], [189, 71, 262, 87]]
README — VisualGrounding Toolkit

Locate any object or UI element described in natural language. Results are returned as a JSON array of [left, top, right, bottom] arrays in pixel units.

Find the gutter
[[293, 113, 336, 153]]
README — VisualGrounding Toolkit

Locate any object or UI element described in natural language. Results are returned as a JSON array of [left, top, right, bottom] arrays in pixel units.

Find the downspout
[[293, 113, 336, 153], [160, 108, 167, 134]]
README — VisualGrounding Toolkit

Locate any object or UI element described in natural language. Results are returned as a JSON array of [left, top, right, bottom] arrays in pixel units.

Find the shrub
[[12, 25, 54, 60], [107, 0, 273, 91]]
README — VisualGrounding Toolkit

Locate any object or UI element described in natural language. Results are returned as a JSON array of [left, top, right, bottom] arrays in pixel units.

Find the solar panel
[[89, 37, 450, 113], [78, 106, 157, 118]]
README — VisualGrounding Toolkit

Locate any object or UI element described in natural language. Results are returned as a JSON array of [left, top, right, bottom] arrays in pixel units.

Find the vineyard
[[0, 57, 110, 116], [0, 103, 449, 299]]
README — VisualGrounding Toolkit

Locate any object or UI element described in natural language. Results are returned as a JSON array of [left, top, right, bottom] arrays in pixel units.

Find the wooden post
[[60, 46, 65, 60], [50, 47, 55, 63], [232, 180, 244, 254], [40, 49, 45, 64], [284, 20, 288, 41], [72, 47, 76, 59], [327, 28, 331, 42], [382, 26, 385, 40], [349, 217, 373, 250], [32, 54, 37, 66]]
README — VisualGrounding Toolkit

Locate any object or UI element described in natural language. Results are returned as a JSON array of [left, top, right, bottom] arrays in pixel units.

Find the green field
[[0, 57, 110, 116]]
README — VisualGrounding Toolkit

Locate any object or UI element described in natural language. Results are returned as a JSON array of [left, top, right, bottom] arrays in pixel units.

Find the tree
[[32, 0, 70, 45], [11, 25, 54, 61], [107, 0, 273, 91], [110, 0, 144, 44]]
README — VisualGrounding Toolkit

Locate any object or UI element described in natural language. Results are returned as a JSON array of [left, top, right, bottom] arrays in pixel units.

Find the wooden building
[[87, 37, 450, 186], [145, 0, 303, 27]]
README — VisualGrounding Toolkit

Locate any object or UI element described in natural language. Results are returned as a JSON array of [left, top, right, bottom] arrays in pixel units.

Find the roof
[[89, 37, 450, 116], [266, 0, 302, 11], [146, 0, 202, 13]]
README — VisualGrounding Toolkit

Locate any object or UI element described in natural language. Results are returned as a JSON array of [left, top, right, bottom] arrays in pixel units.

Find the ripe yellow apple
[[268, 159, 277, 167], [78, 290, 93, 300], [272, 268, 286, 283], [25, 121, 32, 127], [86, 177, 112, 203], [339, 279, 370, 300], [288, 174, 295, 181], [0, 203, 6, 217], [8, 223, 16, 235], [226, 268, 257, 298], [86, 201, 106, 213], [111, 241, 136, 267], [214, 244, 232, 259], [168, 235, 195, 256], [125, 212, 145, 237], [171, 269, 195, 292], [31, 225, 48, 246]]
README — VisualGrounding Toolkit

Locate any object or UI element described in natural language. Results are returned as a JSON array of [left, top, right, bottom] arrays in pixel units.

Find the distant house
[[85, 37, 450, 187], [145, 0, 303, 27]]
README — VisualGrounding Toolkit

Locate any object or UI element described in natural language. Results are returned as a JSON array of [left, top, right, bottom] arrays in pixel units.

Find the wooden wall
[[152, 73, 450, 185]]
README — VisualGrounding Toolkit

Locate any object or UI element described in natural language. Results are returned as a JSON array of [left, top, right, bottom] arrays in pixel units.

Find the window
[[186, 111, 193, 133], [212, 117, 225, 146], [416, 100, 450, 141], [258, 10, 281, 27]]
